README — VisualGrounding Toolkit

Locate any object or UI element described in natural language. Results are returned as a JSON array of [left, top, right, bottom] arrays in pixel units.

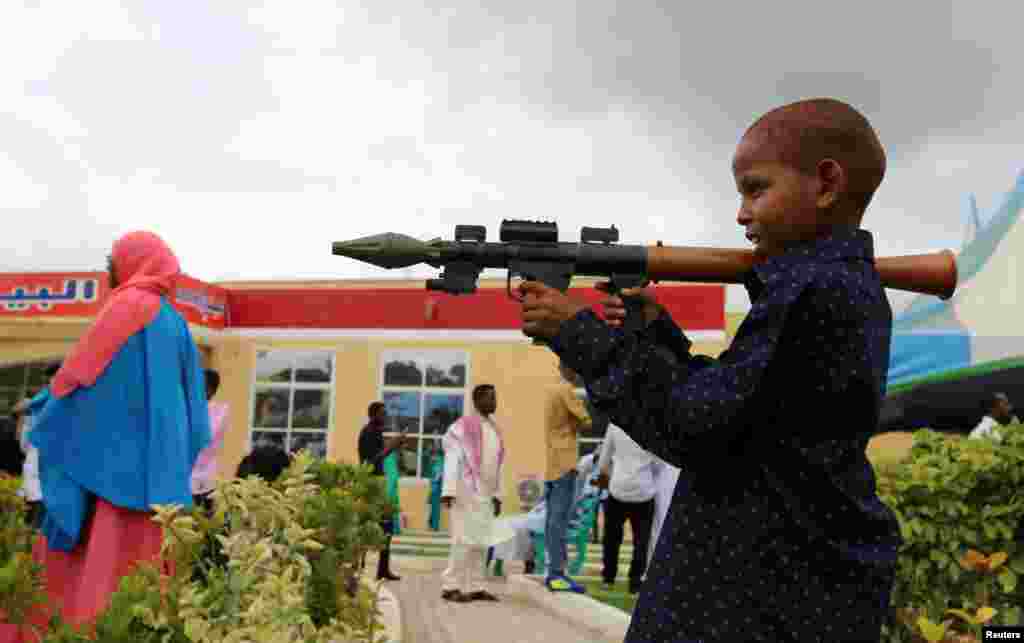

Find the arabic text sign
[[172, 274, 229, 329], [0, 273, 108, 317]]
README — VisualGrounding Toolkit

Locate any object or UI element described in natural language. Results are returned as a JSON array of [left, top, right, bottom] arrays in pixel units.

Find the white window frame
[[378, 349, 470, 480], [248, 348, 336, 458]]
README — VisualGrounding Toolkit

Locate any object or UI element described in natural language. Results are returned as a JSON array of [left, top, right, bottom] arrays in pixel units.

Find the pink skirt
[[17, 498, 166, 641]]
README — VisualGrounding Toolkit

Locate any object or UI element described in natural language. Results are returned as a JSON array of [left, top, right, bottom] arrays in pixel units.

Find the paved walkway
[[385, 558, 622, 643]]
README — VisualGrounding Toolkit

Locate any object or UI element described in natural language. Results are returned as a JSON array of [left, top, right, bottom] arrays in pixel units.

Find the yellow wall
[[203, 334, 727, 530]]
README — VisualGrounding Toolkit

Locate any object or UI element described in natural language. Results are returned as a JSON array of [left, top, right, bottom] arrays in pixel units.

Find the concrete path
[[375, 529, 634, 643], [385, 557, 625, 643]]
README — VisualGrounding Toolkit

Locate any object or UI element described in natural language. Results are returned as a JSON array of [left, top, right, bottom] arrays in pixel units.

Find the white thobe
[[441, 416, 505, 593]]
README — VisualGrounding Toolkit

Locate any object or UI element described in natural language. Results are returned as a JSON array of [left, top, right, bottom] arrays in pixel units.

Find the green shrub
[[39, 451, 392, 643], [0, 475, 46, 627], [875, 424, 1024, 642]]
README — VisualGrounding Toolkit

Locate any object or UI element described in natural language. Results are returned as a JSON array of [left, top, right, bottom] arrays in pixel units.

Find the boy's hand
[[519, 281, 590, 340], [596, 281, 663, 328]]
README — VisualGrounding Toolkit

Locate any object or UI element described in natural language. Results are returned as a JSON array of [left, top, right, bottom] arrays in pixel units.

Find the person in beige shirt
[[541, 363, 591, 592]]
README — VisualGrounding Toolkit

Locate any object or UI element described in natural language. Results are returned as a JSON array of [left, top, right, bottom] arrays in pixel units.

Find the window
[[379, 349, 468, 479], [576, 387, 607, 460], [0, 360, 61, 415], [250, 350, 334, 459]]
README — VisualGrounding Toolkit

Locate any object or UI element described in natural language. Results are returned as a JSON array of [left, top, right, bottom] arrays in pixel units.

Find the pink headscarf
[[50, 231, 181, 399]]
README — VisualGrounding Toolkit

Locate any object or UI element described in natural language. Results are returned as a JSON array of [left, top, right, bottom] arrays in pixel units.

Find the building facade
[[0, 271, 731, 530]]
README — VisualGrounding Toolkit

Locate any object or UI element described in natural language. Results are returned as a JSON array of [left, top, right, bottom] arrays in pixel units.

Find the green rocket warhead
[[331, 233, 447, 269]]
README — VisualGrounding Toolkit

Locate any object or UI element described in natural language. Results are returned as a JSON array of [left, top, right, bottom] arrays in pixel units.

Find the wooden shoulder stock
[[646, 246, 957, 299]]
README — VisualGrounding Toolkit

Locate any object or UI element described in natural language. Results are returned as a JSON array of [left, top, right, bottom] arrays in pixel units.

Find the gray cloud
[[362, 0, 1012, 166], [33, 0, 325, 193]]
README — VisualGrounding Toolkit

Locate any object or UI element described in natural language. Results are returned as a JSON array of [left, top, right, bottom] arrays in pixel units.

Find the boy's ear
[[815, 158, 846, 211]]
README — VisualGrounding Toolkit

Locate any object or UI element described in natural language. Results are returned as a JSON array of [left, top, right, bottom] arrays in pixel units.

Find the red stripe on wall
[[227, 284, 725, 330]]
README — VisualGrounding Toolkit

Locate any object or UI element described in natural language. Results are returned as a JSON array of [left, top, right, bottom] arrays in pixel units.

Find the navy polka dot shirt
[[550, 229, 902, 642]]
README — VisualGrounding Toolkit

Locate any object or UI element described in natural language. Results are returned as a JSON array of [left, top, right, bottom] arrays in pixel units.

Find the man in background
[[969, 392, 1018, 443], [440, 384, 506, 603], [595, 423, 657, 595], [357, 401, 405, 581], [541, 363, 591, 593]]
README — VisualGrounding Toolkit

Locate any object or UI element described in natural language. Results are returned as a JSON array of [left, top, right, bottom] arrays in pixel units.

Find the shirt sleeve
[[549, 279, 808, 469]]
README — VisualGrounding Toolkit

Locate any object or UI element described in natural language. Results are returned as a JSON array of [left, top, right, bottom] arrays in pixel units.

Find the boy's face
[[732, 135, 831, 258]]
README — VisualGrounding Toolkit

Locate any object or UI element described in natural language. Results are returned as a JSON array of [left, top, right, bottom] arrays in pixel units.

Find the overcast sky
[[1, 1, 1020, 312]]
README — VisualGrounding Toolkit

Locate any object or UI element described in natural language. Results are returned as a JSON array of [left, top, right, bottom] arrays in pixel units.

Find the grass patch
[[579, 579, 638, 614]]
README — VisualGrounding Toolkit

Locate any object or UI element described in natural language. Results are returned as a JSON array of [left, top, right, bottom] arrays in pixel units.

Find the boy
[[518, 98, 901, 642]]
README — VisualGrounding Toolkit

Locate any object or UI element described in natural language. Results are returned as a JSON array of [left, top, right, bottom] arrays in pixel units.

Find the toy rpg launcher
[[332, 220, 959, 305]]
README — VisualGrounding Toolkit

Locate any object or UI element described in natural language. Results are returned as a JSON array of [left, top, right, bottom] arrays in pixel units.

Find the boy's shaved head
[[740, 98, 886, 212]]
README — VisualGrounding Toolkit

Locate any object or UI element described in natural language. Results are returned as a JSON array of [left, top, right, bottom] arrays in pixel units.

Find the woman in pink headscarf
[[24, 231, 211, 634]]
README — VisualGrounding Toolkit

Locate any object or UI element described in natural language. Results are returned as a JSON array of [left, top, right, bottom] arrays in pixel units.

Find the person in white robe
[[440, 384, 510, 603]]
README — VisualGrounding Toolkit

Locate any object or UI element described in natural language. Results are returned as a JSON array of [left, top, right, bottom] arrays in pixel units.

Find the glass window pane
[[382, 391, 420, 434], [253, 389, 290, 429], [293, 351, 332, 383], [424, 352, 467, 388], [251, 431, 287, 452], [254, 351, 293, 384], [423, 393, 463, 435], [292, 389, 329, 429], [290, 431, 327, 459], [381, 351, 424, 386]]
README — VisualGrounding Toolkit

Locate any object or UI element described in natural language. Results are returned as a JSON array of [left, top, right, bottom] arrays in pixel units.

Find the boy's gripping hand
[[595, 281, 663, 329], [518, 281, 590, 340]]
